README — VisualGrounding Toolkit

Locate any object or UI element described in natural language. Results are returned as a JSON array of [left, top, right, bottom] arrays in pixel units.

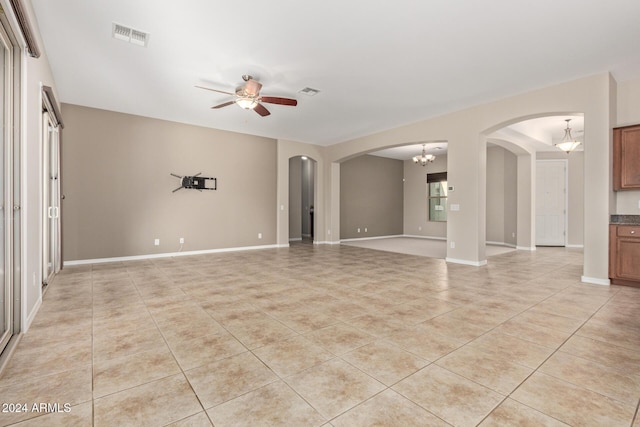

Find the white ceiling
[[31, 1, 640, 146]]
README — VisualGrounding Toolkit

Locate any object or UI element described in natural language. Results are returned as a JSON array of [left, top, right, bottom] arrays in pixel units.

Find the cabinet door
[[614, 125, 640, 190], [615, 237, 640, 281]]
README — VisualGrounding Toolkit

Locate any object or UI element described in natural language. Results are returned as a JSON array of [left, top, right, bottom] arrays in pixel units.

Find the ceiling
[[31, 1, 640, 146]]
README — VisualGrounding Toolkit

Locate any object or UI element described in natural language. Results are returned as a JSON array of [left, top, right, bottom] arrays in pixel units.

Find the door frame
[[41, 87, 63, 287]]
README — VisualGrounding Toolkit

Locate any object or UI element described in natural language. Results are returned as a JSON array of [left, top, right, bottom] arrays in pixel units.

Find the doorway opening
[[485, 113, 584, 251], [536, 159, 568, 246], [289, 156, 316, 244], [42, 87, 64, 289]]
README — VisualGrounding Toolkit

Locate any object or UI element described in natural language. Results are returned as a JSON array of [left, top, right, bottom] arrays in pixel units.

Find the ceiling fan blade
[[254, 103, 271, 117], [195, 85, 235, 96], [260, 96, 298, 106], [244, 79, 262, 96], [211, 100, 236, 109]]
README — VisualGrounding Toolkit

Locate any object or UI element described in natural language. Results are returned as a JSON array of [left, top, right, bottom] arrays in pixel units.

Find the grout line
[[12, 246, 635, 426], [475, 286, 624, 425]]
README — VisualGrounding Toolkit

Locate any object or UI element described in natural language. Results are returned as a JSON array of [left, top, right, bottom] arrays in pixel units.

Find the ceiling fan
[[196, 75, 297, 117]]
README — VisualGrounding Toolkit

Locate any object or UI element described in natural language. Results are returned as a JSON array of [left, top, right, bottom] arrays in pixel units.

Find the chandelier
[[555, 119, 581, 153], [413, 144, 436, 166]]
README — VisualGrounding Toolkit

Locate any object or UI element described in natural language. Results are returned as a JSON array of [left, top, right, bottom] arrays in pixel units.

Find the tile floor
[[0, 244, 639, 426]]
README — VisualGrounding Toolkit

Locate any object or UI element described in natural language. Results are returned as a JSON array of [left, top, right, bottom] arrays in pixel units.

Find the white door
[[536, 160, 567, 246]]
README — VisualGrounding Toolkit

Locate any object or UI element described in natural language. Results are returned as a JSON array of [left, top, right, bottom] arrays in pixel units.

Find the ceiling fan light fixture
[[413, 144, 436, 166], [555, 119, 581, 153], [236, 97, 257, 110]]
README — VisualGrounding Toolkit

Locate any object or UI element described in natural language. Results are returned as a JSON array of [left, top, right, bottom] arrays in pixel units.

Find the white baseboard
[[340, 234, 404, 243], [64, 244, 282, 266], [516, 246, 537, 251], [486, 241, 517, 248], [446, 257, 488, 266], [581, 276, 610, 286], [566, 244, 584, 248], [402, 234, 447, 241], [23, 297, 42, 333]]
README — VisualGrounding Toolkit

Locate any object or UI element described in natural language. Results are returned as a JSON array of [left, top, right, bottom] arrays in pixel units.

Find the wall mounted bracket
[[171, 173, 217, 192]]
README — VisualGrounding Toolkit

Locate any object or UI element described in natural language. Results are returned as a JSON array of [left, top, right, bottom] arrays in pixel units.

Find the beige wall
[[616, 77, 640, 214], [403, 154, 447, 238], [503, 150, 518, 247], [340, 155, 403, 239], [61, 104, 277, 260]]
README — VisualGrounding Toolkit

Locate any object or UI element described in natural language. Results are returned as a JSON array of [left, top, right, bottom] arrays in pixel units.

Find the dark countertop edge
[[611, 214, 640, 225]]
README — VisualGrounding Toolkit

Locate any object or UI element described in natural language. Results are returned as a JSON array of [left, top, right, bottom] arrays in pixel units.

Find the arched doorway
[[485, 113, 585, 252]]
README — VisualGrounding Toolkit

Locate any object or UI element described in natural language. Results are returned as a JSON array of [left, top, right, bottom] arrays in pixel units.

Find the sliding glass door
[[0, 21, 13, 355]]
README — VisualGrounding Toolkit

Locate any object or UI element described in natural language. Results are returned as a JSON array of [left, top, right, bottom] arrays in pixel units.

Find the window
[[427, 172, 447, 222]]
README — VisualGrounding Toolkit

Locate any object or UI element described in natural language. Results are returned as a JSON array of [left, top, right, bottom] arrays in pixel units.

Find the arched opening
[[337, 140, 451, 257], [484, 113, 584, 255]]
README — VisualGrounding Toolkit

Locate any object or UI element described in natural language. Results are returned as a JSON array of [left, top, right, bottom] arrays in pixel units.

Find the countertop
[[610, 215, 640, 225]]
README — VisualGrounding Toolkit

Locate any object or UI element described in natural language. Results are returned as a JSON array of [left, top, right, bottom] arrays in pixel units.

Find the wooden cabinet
[[609, 224, 640, 287], [613, 124, 640, 190]]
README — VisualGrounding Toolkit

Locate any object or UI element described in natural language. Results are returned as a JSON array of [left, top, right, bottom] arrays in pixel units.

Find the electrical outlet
[[364, 227, 367, 232], [450, 241, 455, 249], [179, 237, 184, 244], [258, 233, 262, 239], [418, 226, 422, 231], [154, 239, 160, 246], [357, 228, 360, 233]]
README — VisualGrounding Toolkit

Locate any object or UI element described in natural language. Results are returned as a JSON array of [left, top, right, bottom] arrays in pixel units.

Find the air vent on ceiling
[[112, 23, 150, 47], [298, 87, 320, 96]]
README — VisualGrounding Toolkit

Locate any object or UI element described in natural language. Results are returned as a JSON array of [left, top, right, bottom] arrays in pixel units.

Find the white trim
[[516, 245, 537, 251], [402, 234, 447, 241], [340, 234, 404, 243], [486, 240, 517, 248], [445, 257, 488, 266], [566, 244, 584, 248], [0, 333, 22, 376], [581, 276, 610, 286], [341, 234, 448, 243], [23, 296, 41, 333], [64, 244, 281, 266]]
